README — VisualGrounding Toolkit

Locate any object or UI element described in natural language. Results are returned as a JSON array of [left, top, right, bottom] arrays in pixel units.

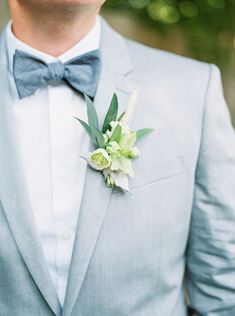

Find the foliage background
[[102, 0, 235, 124], [104, 0, 235, 67], [0, 0, 235, 123]]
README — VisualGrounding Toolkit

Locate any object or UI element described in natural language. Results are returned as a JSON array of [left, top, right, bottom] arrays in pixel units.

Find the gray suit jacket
[[1, 18, 235, 316]]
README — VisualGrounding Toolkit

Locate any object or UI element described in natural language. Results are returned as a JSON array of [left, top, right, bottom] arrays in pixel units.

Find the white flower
[[112, 172, 130, 192], [106, 141, 120, 156], [103, 169, 130, 192], [120, 147, 140, 159], [110, 156, 135, 177], [119, 130, 137, 148], [106, 120, 130, 139], [81, 148, 111, 171], [76, 90, 152, 192]]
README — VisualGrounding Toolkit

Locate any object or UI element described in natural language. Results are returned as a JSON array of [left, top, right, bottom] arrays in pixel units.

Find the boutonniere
[[75, 92, 153, 192]]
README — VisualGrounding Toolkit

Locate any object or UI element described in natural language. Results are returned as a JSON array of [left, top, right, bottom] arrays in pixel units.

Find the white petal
[[113, 172, 130, 192], [120, 158, 135, 177], [110, 157, 121, 171]]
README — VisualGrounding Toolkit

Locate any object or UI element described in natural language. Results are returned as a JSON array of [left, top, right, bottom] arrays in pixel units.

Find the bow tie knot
[[13, 49, 101, 99], [48, 61, 65, 81]]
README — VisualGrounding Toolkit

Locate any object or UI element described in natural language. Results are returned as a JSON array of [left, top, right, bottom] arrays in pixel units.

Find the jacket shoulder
[[125, 38, 211, 79]]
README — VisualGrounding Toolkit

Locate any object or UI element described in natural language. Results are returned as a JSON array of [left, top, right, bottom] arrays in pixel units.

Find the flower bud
[[103, 169, 115, 187], [120, 147, 140, 159]]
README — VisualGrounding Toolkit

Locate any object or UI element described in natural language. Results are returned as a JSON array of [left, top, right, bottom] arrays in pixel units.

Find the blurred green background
[[1, 0, 235, 123]]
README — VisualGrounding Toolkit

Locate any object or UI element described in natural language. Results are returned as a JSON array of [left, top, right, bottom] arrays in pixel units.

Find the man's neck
[[9, 3, 99, 57]]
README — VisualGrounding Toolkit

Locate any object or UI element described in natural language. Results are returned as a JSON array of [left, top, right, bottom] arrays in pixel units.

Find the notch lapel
[[62, 20, 137, 316], [0, 35, 61, 316]]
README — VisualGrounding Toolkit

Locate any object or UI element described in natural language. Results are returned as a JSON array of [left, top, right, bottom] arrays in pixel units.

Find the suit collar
[[0, 30, 7, 65], [0, 34, 61, 316], [62, 19, 136, 316], [99, 17, 133, 76]]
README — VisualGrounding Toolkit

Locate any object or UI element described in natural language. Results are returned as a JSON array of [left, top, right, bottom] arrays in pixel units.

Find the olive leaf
[[118, 111, 126, 122], [110, 124, 122, 143], [102, 93, 119, 133], [85, 94, 99, 131], [76, 95, 105, 149], [94, 128, 106, 149], [136, 128, 154, 142], [74, 118, 96, 145]]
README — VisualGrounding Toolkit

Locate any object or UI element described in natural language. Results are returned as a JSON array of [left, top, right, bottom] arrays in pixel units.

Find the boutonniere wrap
[[75, 92, 153, 192]]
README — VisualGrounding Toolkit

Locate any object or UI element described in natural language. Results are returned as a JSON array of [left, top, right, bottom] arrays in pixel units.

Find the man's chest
[[10, 83, 91, 305]]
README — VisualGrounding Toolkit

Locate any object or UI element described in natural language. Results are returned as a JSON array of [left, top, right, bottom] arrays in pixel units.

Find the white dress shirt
[[5, 17, 101, 306]]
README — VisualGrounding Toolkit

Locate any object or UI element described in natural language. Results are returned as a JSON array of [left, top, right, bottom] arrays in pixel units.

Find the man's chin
[[16, 0, 105, 9]]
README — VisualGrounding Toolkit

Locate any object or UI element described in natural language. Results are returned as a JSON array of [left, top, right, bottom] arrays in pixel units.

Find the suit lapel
[[62, 20, 136, 316], [0, 34, 61, 316]]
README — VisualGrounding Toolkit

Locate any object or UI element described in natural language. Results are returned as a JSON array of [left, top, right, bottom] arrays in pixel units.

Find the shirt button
[[59, 170, 67, 180], [60, 231, 71, 241], [56, 113, 63, 119]]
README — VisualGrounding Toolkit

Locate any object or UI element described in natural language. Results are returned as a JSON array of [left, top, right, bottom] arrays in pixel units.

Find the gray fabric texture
[[0, 18, 235, 316]]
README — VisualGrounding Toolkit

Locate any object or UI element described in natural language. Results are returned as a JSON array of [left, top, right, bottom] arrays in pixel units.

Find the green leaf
[[118, 111, 126, 122], [84, 94, 99, 131], [75, 118, 96, 145], [94, 128, 106, 149], [75, 117, 105, 149], [110, 124, 122, 142], [136, 128, 154, 142], [102, 93, 119, 133]]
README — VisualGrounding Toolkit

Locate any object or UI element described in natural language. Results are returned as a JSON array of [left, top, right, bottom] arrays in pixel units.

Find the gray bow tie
[[13, 49, 101, 99]]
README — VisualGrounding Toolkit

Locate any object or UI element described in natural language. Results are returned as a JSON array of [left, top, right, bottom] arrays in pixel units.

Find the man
[[0, 0, 235, 315]]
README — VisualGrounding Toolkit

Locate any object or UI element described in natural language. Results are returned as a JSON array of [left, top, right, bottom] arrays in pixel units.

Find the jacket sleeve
[[186, 64, 235, 315]]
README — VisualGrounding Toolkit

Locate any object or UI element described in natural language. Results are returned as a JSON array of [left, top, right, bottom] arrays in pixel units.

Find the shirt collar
[[6, 15, 101, 75]]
